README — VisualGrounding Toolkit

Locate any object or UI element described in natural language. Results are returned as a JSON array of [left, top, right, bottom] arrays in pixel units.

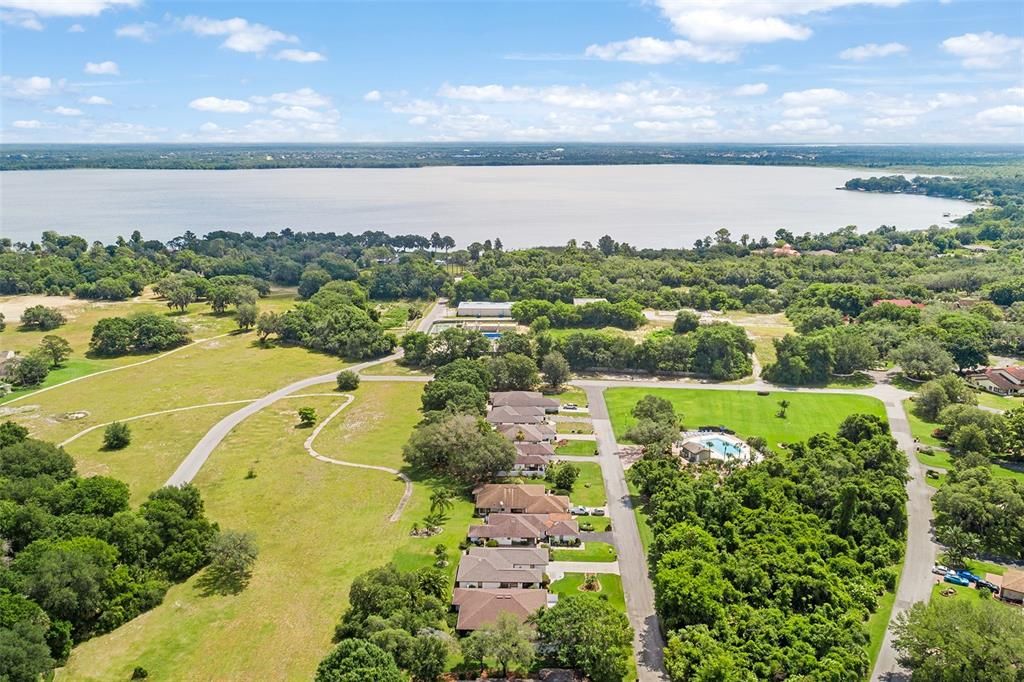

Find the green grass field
[[973, 391, 1023, 411], [565, 462, 606, 507], [903, 400, 945, 447], [556, 420, 594, 434], [606, 388, 886, 448], [555, 440, 598, 456], [359, 359, 429, 376], [551, 541, 618, 562], [625, 479, 654, 554], [549, 572, 626, 612], [57, 382, 473, 681], [577, 515, 612, 532], [550, 386, 589, 407]]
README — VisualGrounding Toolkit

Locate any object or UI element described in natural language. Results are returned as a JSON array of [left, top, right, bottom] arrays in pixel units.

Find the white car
[[931, 564, 949, 575], [570, 506, 589, 516], [563, 403, 578, 410]]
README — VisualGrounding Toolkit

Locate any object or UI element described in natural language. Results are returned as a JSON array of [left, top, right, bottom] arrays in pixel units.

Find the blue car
[[945, 572, 970, 587], [957, 570, 981, 583]]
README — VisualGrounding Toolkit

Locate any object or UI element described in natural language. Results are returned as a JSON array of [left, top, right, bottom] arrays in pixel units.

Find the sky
[[0, 0, 1022, 144]]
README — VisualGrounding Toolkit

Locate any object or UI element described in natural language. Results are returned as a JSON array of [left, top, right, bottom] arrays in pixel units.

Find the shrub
[[336, 370, 361, 391], [298, 407, 317, 427], [103, 422, 132, 450]]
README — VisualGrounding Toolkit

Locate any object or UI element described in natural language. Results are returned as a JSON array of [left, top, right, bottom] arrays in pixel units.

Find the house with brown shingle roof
[[995, 568, 1024, 603], [474, 484, 570, 515], [490, 391, 560, 413], [451, 588, 551, 632], [486, 405, 548, 425], [968, 366, 1024, 396], [498, 423, 557, 443], [455, 548, 547, 589], [467, 513, 579, 546]]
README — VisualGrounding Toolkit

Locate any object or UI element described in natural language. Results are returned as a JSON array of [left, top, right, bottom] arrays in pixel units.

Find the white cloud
[[116, 21, 156, 41], [437, 82, 706, 111], [1, 74, 59, 98], [199, 122, 220, 132], [783, 106, 822, 117], [779, 87, 849, 107], [390, 99, 446, 116], [585, 37, 738, 64], [644, 104, 716, 119], [408, 115, 428, 126], [51, 105, 82, 116], [768, 116, 843, 135], [12, 119, 43, 128], [80, 95, 111, 105], [1005, 86, 1024, 99], [839, 42, 908, 60], [68, 22, 84, 32], [0, 0, 139, 17], [188, 96, 252, 113], [926, 92, 977, 109], [264, 87, 330, 108], [1, 10, 43, 29], [275, 49, 326, 63], [654, 0, 907, 46], [363, 90, 382, 102], [84, 61, 120, 75], [864, 115, 916, 127], [733, 83, 768, 96], [633, 118, 721, 134], [942, 32, 1024, 69], [270, 105, 337, 122], [975, 105, 1024, 127], [177, 15, 298, 54]]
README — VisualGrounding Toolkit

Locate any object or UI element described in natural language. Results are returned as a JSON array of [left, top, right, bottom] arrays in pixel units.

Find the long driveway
[[585, 385, 669, 682], [576, 375, 935, 682]]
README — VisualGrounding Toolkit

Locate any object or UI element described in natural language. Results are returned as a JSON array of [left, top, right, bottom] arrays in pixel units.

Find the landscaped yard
[[551, 541, 618, 562], [549, 385, 589, 408], [606, 388, 886, 448], [903, 400, 945, 447], [56, 381, 473, 681], [555, 439, 597, 456], [577, 515, 612, 532], [907, 405, 1024, 486], [626, 479, 654, 554], [556, 420, 593, 434], [549, 572, 625, 612], [359, 359, 430, 376], [564, 462, 606, 507], [973, 391, 1023, 412]]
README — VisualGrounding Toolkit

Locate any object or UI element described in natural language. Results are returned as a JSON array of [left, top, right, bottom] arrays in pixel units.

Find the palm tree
[[429, 487, 454, 517]]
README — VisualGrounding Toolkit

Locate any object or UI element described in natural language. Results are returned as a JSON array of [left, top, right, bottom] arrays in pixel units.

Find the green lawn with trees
[[551, 542, 618, 562]]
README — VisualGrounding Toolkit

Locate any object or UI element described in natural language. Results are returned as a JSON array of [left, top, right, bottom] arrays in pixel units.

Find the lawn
[[57, 382, 474, 681], [908, 409, 1024, 485], [549, 573, 626, 613], [551, 541, 618, 562], [864, 558, 903, 675], [359, 359, 430, 376], [606, 388, 886, 448], [549, 386, 589, 408], [578, 515, 612, 532], [556, 420, 593, 434], [973, 391, 1022, 412], [565, 462, 606, 507], [903, 400, 945, 447], [626, 479, 654, 555], [555, 439, 598, 456]]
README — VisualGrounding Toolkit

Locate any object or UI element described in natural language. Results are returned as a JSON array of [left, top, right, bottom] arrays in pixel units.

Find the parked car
[[563, 403, 578, 410], [570, 506, 589, 516], [931, 564, 949, 575], [944, 572, 970, 587], [591, 508, 606, 517], [957, 570, 981, 583], [976, 580, 1000, 593]]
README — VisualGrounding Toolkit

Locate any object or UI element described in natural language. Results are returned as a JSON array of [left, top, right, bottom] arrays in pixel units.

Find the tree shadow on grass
[[195, 566, 252, 597]]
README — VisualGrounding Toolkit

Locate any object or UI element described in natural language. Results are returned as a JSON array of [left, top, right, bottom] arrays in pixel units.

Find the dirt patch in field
[[0, 295, 84, 322]]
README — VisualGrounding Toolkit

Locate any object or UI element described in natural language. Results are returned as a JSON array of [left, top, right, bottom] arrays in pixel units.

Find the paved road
[[585, 385, 669, 682]]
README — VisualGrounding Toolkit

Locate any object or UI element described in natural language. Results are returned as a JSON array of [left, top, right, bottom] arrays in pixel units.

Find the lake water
[[0, 165, 970, 247]]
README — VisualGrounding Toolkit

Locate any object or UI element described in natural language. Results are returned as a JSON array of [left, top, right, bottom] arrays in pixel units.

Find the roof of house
[[873, 298, 926, 309], [514, 453, 549, 467], [573, 297, 607, 305], [474, 484, 570, 514], [498, 423, 556, 443], [515, 442, 556, 457], [681, 441, 709, 454], [457, 301, 513, 310], [468, 513, 579, 541], [486, 405, 547, 425], [969, 366, 1024, 391], [1001, 568, 1024, 593], [456, 551, 545, 585], [451, 588, 548, 630], [490, 391, 560, 409], [467, 546, 548, 567]]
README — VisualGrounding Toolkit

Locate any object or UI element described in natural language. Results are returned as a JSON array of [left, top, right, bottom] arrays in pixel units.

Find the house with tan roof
[[451, 588, 552, 632], [486, 405, 548, 425], [467, 513, 579, 546], [968, 366, 1024, 396], [455, 547, 547, 589], [992, 568, 1024, 603], [490, 391, 560, 413], [474, 484, 570, 515], [498, 423, 557, 443]]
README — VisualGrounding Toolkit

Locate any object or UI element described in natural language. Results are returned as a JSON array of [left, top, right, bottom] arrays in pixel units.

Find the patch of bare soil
[[0, 295, 83, 322]]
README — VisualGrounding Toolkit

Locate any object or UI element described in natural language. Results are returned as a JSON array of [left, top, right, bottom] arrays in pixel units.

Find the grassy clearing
[[722, 311, 794, 368], [566, 462, 606, 507], [864, 558, 903, 674], [555, 440, 598, 456], [58, 383, 473, 681], [906, 404, 1024, 485], [556, 420, 593, 434], [903, 400, 945, 447], [973, 391, 1022, 411], [549, 386, 589, 407], [606, 388, 886, 449], [551, 542, 618, 562], [626, 479, 654, 555], [825, 373, 875, 388], [359, 359, 430, 376], [0, 357, 107, 405], [549, 573, 626, 613]]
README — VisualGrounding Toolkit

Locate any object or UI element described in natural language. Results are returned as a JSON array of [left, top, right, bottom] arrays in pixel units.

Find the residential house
[[498, 423, 557, 443], [474, 484, 570, 515], [497, 451, 549, 478], [490, 391, 560, 413], [451, 588, 551, 632], [486, 405, 547, 425], [680, 441, 712, 464], [468, 513, 579, 546], [454, 547, 547, 589], [457, 301, 513, 318], [572, 297, 607, 305], [995, 568, 1024, 603], [772, 243, 800, 257], [514, 442, 556, 457], [968, 366, 1024, 396]]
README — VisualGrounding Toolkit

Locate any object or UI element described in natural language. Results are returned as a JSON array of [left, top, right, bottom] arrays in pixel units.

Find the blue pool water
[[483, 332, 502, 339], [701, 437, 743, 458]]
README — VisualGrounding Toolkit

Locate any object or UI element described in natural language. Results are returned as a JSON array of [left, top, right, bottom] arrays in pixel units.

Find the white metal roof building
[[456, 301, 514, 318]]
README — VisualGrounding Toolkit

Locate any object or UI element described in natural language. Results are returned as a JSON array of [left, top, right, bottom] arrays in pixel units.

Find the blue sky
[[1, 0, 1022, 143]]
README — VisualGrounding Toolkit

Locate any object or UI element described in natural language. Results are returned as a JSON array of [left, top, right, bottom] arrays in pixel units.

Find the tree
[[1005, 407, 1024, 460], [201, 530, 258, 594], [299, 266, 333, 299], [548, 462, 580, 491], [36, 335, 72, 367], [8, 354, 49, 387], [236, 303, 258, 330], [0, 420, 29, 448], [831, 328, 879, 374], [103, 421, 132, 450], [315, 639, 404, 682], [490, 353, 539, 391], [476, 612, 535, 678], [893, 598, 1024, 682], [421, 379, 487, 415], [20, 305, 65, 331], [298, 407, 317, 427], [541, 351, 571, 389], [336, 370, 361, 391], [403, 414, 515, 485], [256, 311, 283, 341], [408, 634, 448, 682], [891, 337, 956, 380], [429, 487, 453, 516], [776, 399, 790, 418], [673, 310, 700, 334], [165, 284, 196, 312], [533, 594, 634, 682], [632, 394, 678, 427]]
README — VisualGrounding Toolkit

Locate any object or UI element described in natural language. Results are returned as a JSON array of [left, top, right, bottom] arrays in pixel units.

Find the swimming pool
[[483, 332, 502, 339], [700, 437, 744, 458]]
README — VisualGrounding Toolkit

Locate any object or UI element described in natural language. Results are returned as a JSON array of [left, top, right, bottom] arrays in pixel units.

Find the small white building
[[457, 301, 513, 318], [572, 297, 607, 306]]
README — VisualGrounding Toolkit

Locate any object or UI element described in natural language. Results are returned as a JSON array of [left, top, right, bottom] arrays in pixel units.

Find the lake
[[0, 165, 970, 247]]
